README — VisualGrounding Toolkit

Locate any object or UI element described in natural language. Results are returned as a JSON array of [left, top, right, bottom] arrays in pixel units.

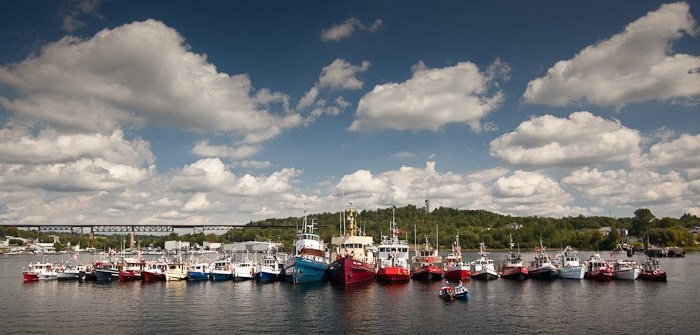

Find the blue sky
[[0, 0, 699, 226]]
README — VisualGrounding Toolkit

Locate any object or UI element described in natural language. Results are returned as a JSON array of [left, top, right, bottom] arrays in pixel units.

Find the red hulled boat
[[328, 204, 377, 285], [443, 235, 470, 280], [584, 253, 613, 281], [142, 261, 167, 282], [411, 235, 443, 281], [118, 257, 146, 282], [375, 208, 411, 282], [638, 258, 667, 282], [498, 235, 528, 281]]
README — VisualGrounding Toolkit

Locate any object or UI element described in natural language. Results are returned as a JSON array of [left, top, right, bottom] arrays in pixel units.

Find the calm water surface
[[1, 251, 698, 334]]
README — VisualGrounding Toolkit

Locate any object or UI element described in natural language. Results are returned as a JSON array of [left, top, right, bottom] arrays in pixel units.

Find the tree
[[631, 208, 656, 238], [602, 227, 621, 250]]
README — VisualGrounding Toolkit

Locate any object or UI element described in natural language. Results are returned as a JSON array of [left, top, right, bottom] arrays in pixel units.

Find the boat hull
[[57, 271, 81, 281], [638, 270, 667, 282], [411, 265, 443, 281], [528, 266, 558, 280], [470, 269, 498, 281], [499, 266, 528, 281], [187, 271, 210, 281], [444, 268, 470, 280], [585, 269, 613, 281], [328, 256, 376, 285], [258, 271, 280, 282], [376, 266, 410, 282], [95, 269, 118, 282], [557, 266, 585, 279], [118, 271, 141, 282], [23, 272, 39, 282], [210, 271, 232, 282], [284, 256, 329, 284], [142, 271, 166, 282], [80, 271, 96, 281], [613, 268, 641, 280]]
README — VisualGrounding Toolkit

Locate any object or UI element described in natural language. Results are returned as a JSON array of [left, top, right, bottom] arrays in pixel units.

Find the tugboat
[[638, 258, 667, 282], [498, 235, 528, 281], [470, 242, 498, 281], [375, 207, 411, 282], [443, 235, 470, 281], [410, 235, 443, 281], [284, 210, 330, 284], [328, 203, 377, 284], [584, 253, 613, 281], [527, 239, 557, 280]]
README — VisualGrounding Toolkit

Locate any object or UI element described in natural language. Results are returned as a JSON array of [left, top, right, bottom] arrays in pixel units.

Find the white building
[[203, 241, 222, 251], [164, 240, 190, 251], [223, 241, 283, 253]]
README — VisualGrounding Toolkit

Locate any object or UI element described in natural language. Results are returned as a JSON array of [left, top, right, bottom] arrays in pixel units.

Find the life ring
[[653, 270, 658, 275]]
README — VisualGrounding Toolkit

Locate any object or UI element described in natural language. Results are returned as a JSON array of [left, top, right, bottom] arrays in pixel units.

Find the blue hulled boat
[[258, 247, 285, 283], [210, 259, 233, 282], [283, 211, 330, 284], [187, 262, 211, 281]]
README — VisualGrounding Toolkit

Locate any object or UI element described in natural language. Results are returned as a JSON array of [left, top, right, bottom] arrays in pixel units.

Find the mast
[[436, 224, 439, 253]]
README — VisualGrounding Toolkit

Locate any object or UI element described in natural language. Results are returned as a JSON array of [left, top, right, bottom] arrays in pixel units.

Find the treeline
[[2, 206, 698, 253]]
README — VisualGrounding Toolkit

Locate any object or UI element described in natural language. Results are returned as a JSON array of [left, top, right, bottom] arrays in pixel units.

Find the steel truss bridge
[[0, 224, 311, 238]]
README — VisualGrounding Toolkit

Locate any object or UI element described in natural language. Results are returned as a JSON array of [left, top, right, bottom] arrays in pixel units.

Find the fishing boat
[[283, 210, 330, 284], [142, 260, 168, 282], [164, 261, 188, 281], [233, 255, 258, 281], [55, 257, 84, 281], [638, 258, 667, 282], [411, 235, 443, 281], [439, 281, 469, 301], [608, 244, 641, 280], [375, 208, 411, 282], [94, 261, 120, 282], [469, 242, 498, 281], [527, 240, 557, 280], [443, 235, 470, 281], [258, 247, 284, 282], [584, 253, 613, 281], [23, 262, 57, 282], [328, 203, 377, 285], [553, 245, 585, 279], [118, 257, 146, 282], [187, 261, 211, 281], [498, 235, 528, 281], [210, 259, 233, 282]]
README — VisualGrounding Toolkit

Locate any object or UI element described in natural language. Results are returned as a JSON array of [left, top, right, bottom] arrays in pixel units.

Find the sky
[[0, 1, 699, 227]]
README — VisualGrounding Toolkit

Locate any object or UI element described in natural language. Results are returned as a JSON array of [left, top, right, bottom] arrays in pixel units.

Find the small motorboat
[[439, 282, 469, 301]]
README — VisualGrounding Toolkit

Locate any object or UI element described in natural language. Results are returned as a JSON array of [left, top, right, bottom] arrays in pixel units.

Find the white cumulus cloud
[[632, 133, 700, 169], [523, 2, 700, 107], [349, 61, 505, 132], [490, 111, 641, 167], [321, 17, 383, 42], [0, 19, 301, 143]]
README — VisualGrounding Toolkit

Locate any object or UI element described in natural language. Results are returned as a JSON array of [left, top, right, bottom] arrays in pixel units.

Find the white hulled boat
[[553, 245, 585, 279]]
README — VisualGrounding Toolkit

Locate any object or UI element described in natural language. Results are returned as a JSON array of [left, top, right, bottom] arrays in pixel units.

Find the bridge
[[0, 223, 313, 239]]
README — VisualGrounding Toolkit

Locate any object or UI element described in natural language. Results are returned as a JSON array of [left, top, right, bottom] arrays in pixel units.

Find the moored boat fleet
[[21, 209, 670, 289]]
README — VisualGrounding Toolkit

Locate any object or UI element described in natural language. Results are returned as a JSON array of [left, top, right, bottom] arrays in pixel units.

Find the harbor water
[[1, 251, 698, 334]]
